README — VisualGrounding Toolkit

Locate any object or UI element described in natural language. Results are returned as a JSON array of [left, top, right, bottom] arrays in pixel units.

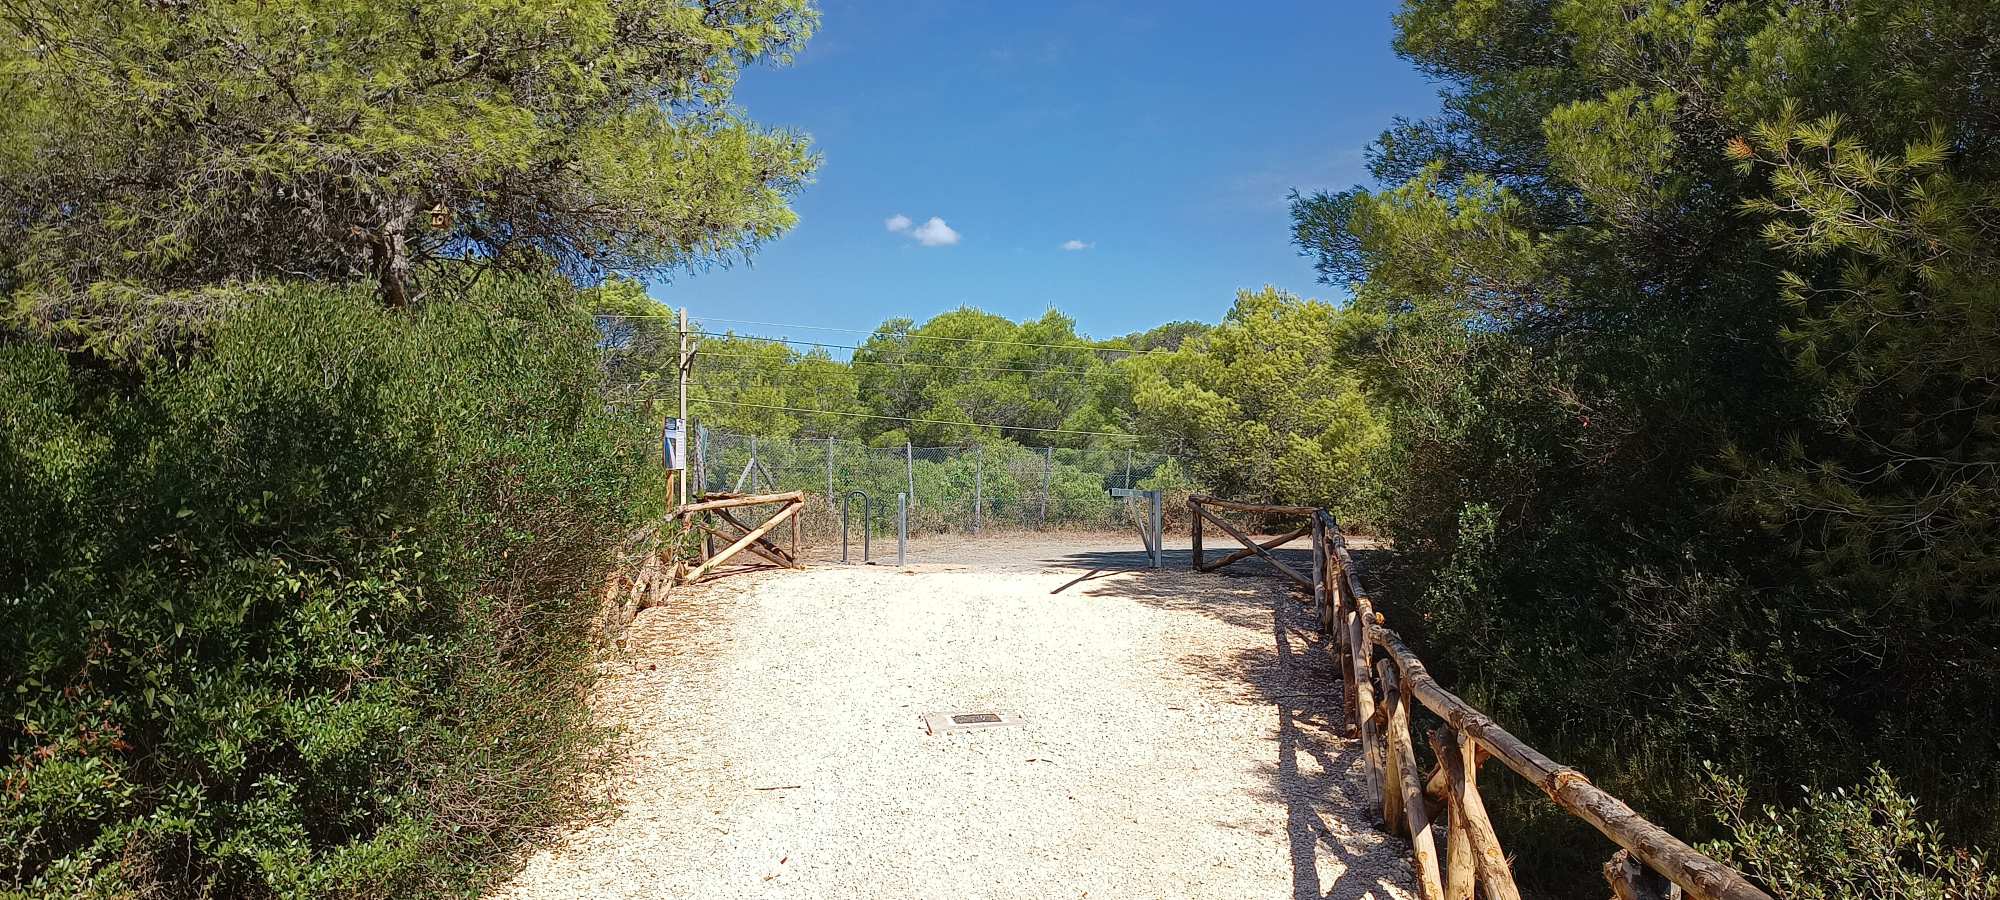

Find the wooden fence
[[669, 490, 805, 584], [1187, 496, 1772, 900]]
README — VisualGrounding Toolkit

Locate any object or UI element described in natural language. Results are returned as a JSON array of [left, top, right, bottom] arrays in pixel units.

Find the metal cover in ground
[[922, 711, 1024, 735]]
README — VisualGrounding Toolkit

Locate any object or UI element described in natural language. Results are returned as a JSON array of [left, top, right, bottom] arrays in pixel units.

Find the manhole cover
[[922, 711, 1025, 735]]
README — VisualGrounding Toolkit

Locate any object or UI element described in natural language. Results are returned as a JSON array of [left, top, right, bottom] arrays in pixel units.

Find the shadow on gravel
[[1042, 544, 1396, 593], [1043, 547, 1317, 578], [1072, 560, 1411, 899]]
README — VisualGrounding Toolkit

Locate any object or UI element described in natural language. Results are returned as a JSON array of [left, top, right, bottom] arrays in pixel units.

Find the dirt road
[[491, 533, 1414, 899]]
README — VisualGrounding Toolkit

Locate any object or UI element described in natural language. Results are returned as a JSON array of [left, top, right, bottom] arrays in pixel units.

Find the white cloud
[[910, 216, 960, 247], [1061, 239, 1093, 251], [884, 213, 912, 232]]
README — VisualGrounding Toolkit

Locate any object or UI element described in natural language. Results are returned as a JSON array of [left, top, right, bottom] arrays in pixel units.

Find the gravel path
[[491, 534, 1415, 900]]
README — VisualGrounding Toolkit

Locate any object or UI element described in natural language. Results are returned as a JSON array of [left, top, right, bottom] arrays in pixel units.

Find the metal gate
[[1110, 488, 1163, 569]]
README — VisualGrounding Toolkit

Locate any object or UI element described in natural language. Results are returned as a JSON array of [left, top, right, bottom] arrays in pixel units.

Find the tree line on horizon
[[595, 280, 1389, 522]]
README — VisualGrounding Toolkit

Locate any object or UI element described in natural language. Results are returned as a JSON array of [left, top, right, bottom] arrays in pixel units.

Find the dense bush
[[1, 277, 652, 896], [1289, 0, 2000, 893], [1705, 766, 2000, 900]]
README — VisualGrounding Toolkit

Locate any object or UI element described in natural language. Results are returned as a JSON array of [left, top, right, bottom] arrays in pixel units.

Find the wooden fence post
[[1311, 513, 1326, 625], [1378, 659, 1444, 900], [1435, 730, 1477, 900], [1349, 602, 1381, 808], [1333, 555, 1358, 733], [1190, 498, 1203, 568]]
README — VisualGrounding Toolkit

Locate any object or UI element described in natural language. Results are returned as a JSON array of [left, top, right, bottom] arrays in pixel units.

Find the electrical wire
[[594, 315, 1157, 356], [695, 316, 1161, 355], [613, 396, 1151, 441], [688, 329, 1129, 359], [689, 349, 1131, 379]]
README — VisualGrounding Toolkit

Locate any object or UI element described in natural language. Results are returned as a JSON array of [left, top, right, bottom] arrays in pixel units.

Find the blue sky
[[658, 1, 1438, 342]]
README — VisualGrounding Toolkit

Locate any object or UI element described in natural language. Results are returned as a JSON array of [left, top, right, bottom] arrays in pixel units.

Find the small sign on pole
[[663, 418, 686, 471]]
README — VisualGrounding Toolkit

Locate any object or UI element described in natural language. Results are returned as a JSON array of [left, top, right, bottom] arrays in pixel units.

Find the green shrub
[[1705, 766, 1999, 899], [1, 276, 651, 896]]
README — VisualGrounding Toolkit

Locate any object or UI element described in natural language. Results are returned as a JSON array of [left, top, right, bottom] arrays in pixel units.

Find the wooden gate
[[1187, 494, 1314, 590]]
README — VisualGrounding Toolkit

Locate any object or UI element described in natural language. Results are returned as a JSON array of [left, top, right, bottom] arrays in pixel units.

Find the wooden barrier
[[1187, 495, 1314, 589], [670, 491, 805, 584], [1191, 500, 1772, 900]]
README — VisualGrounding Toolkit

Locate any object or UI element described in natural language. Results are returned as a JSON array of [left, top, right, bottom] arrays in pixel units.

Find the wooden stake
[[1190, 499, 1202, 568], [1348, 606, 1381, 809], [1431, 727, 1520, 900], [1379, 660, 1444, 900]]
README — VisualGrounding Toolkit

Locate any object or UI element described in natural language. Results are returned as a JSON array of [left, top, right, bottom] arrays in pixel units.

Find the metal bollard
[[841, 490, 872, 563]]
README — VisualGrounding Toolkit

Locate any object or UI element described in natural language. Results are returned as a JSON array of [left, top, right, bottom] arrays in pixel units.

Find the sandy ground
[[491, 533, 1414, 900]]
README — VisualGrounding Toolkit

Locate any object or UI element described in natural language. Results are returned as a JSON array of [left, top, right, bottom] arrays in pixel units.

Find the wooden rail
[[1193, 499, 1773, 900], [1187, 495, 1315, 589], [669, 491, 805, 583]]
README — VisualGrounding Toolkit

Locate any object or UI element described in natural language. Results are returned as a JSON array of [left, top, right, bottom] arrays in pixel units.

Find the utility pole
[[677, 307, 690, 509]]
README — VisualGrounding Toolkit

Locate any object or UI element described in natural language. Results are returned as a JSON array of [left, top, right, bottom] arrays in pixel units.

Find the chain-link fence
[[689, 429, 1199, 540]]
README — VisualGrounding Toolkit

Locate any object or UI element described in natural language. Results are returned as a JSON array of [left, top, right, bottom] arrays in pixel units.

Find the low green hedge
[[2, 277, 652, 896]]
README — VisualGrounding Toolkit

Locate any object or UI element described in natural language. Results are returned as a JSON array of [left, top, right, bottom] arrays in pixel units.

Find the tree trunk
[[366, 198, 416, 307]]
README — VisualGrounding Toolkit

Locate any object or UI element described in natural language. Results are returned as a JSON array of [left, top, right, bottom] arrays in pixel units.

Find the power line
[[690, 349, 1132, 379], [614, 396, 1150, 441], [595, 315, 1156, 356], [694, 316, 1160, 355]]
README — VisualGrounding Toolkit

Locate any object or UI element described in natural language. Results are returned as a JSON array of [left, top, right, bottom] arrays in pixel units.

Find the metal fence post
[[905, 441, 915, 511], [1038, 446, 1052, 528], [973, 444, 983, 535], [1149, 490, 1163, 569], [694, 426, 707, 494], [896, 492, 908, 565], [1124, 448, 1134, 490]]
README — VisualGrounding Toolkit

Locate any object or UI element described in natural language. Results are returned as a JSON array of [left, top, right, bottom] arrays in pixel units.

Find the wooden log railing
[[1192, 501, 1773, 900], [668, 491, 805, 584]]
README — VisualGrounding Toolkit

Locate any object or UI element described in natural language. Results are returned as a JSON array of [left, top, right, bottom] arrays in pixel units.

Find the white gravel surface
[[491, 534, 1416, 899]]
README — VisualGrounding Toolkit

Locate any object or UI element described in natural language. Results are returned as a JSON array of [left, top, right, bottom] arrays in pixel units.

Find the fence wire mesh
[[688, 429, 1196, 542]]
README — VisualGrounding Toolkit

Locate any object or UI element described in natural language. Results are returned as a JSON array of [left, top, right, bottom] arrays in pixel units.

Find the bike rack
[[841, 490, 873, 563], [840, 489, 908, 565]]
